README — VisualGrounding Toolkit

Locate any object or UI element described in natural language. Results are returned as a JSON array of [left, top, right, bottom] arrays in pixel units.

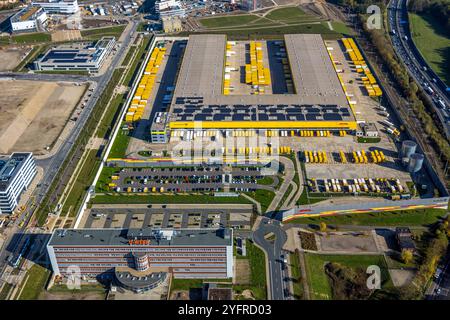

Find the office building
[[0, 153, 36, 214], [10, 6, 48, 33], [47, 228, 234, 279], [34, 36, 115, 72], [31, 0, 79, 14]]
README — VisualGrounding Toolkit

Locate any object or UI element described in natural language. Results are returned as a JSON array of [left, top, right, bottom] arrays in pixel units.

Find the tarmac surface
[[252, 217, 288, 300]]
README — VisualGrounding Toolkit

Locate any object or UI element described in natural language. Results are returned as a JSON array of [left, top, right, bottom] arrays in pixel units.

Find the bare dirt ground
[[170, 290, 190, 300], [389, 269, 416, 287], [39, 291, 105, 300], [0, 80, 86, 155], [81, 18, 127, 29], [0, 46, 30, 71], [317, 231, 379, 253], [51, 30, 82, 42], [234, 259, 251, 284]]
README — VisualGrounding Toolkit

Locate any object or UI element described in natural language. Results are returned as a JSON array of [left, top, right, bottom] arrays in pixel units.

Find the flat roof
[[36, 37, 114, 66], [284, 34, 345, 101], [115, 269, 167, 290], [0, 152, 32, 192], [173, 34, 226, 100], [48, 228, 233, 247], [168, 34, 354, 126], [10, 6, 42, 23]]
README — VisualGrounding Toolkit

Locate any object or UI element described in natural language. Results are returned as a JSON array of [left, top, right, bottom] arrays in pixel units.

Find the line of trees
[[397, 216, 449, 299], [408, 0, 450, 36]]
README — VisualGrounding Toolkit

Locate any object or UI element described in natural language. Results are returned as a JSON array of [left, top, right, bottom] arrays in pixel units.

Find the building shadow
[[5, 232, 52, 271]]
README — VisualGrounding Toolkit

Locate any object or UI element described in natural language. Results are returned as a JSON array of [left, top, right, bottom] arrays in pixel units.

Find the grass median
[[286, 208, 447, 226], [91, 193, 253, 205]]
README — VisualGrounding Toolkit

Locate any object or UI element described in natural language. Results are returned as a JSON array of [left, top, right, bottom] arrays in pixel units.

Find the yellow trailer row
[[248, 41, 271, 92], [265, 130, 279, 137], [304, 150, 328, 163], [224, 41, 234, 95], [223, 146, 291, 155], [126, 47, 166, 122], [232, 130, 256, 137], [371, 149, 386, 163], [342, 38, 382, 97], [326, 46, 356, 112], [353, 150, 369, 164], [299, 130, 331, 137]]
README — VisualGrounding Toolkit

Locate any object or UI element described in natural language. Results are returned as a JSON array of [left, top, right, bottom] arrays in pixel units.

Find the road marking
[[327, 21, 334, 30]]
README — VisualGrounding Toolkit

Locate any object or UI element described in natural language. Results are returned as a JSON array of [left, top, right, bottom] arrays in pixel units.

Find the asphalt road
[[0, 20, 139, 280], [252, 217, 288, 300], [427, 254, 450, 300], [388, 0, 450, 139], [0, 72, 90, 83]]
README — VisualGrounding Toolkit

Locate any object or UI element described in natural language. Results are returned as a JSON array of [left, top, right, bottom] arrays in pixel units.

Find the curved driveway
[[252, 217, 288, 300]]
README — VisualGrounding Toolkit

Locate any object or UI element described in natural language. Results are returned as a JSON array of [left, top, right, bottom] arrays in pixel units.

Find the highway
[[0, 20, 140, 283], [388, 0, 450, 139], [252, 217, 289, 300], [427, 255, 450, 300]]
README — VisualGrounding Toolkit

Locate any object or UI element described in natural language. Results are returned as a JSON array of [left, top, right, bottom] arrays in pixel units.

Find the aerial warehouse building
[[162, 34, 357, 133]]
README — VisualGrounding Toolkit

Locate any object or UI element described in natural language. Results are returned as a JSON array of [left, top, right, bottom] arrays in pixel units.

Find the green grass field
[[91, 194, 252, 204], [0, 32, 51, 45], [18, 264, 51, 300], [13, 32, 51, 43], [296, 188, 327, 205], [265, 6, 310, 22], [108, 129, 131, 158], [233, 240, 267, 300], [244, 189, 275, 213], [304, 253, 391, 300], [257, 176, 274, 185], [409, 13, 450, 85], [81, 25, 126, 40], [286, 208, 447, 226], [196, 6, 350, 38], [289, 251, 304, 299], [61, 150, 100, 217], [199, 14, 260, 28]]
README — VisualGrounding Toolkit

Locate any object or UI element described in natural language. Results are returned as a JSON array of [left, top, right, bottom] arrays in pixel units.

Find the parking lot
[[101, 166, 278, 193], [79, 204, 254, 230]]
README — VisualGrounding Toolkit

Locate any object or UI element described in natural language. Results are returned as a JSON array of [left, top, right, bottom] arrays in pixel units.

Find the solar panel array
[[171, 98, 351, 122]]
